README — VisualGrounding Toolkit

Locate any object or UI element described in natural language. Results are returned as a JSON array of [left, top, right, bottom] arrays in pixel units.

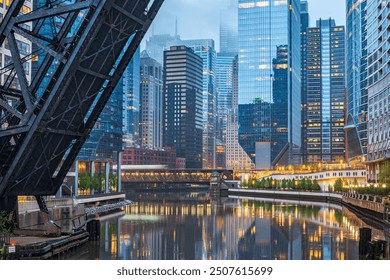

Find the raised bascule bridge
[[0, 0, 164, 224]]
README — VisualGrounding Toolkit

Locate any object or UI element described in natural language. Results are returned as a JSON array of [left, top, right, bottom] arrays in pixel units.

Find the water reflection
[[74, 192, 389, 260]]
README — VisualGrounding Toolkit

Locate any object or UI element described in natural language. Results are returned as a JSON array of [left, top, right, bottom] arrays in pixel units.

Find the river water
[[66, 192, 390, 260]]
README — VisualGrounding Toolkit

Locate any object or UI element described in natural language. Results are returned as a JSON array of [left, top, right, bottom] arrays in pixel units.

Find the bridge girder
[[0, 0, 164, 201]]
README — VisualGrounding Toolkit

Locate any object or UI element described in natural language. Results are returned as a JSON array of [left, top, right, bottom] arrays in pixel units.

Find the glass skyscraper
[[220, 0, 238, 55], [345, 0, 368, 162], [122, 47, 141, 148], [304, 19, 346, 163], [182, 39, 217, 169], [216, 54, 235, 144], [145, 33, 182, 66], [301, 1, 309, 158], [366, 0, 390, 182], [238, 0, 301, 169], [140, 50, 163, 150], [226, 56, 255, 170]]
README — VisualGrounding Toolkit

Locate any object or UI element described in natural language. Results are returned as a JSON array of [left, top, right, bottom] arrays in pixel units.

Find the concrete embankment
[[228, 188, 342, 203], [229, 188, 390, 227]]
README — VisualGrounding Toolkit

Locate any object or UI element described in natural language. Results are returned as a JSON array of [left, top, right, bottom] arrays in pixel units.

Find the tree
[[109, 174, 117, 191], [100, 173, 106, 191], [281, 179, 287, 190], [299, 178, 307, 190], [91, 174, 101, 193], [0, 212, 10, 234], [312, 180, 321, 191], [79, 172, 91, 193], [378, 163, 390, 185], [334, 178, 344, 192]]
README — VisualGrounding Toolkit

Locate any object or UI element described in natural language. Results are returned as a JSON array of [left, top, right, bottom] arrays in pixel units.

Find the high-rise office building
[[220, 0, 238, 55], [216, 54, 235, 144], [145, 33, 182, 65], [226, 56, 255, 170], [163, 46, 203, 169], [345, 0, 368, 162], [238, 0, 301, 169], [366, 0, 390, 182], [304, 19, 345, 163], [140, 50, 163, 150], [182, 39, 217, 169], [122, 47, 141, 148], [301, 1, 309, 160]]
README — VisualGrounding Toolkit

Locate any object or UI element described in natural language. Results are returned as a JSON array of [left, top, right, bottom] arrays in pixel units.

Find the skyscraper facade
[[345, 0, 368, 162], [226, 56, 255, 170], [301, 1, 309, 161], [304, 19, 346, 163], [140, 50, 163, 150], [182, 39, 217, 169], [366, 0, 390, 182], [163, 46, 203, 169], [216, 54, 235, 144], [238, 0, 301, 169], [220, 0, 238, 55], [145, 34, 182, 65], [122, 47, 141, 148]]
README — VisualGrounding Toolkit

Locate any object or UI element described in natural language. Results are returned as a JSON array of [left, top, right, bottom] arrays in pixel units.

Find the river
[[65, 192, 390, 260]]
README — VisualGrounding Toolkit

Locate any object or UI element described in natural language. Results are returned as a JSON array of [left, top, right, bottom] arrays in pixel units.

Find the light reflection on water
[[69, 192, 389, 260]]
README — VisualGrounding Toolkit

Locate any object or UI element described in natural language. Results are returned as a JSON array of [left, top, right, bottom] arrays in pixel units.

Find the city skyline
[[144, 0, 346, 51]]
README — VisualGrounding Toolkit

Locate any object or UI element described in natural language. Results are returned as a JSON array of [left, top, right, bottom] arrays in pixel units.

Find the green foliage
[[252, 97, 264, 104], [312, 180, 321, 191], [109, 174, 117, 191], [0, 212, 10, 234], [378, 163, 390, 185], [281, 179, 287, 189], [78, 172, 91, 191], [355, 186, 390, 197], [333, 178, 344, 192], [299, 178, 307, 190], [91, 174, 101, 191], [100, 173, 106, 190], [245, 177, 322, 192]]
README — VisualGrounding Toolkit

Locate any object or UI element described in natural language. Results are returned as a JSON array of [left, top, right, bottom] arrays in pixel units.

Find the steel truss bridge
[[0, 0, 164, 217], [121, 169, 234, 185]]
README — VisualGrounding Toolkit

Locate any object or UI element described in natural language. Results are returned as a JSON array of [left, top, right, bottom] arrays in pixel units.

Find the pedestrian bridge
[[118, 169, 234, 185]]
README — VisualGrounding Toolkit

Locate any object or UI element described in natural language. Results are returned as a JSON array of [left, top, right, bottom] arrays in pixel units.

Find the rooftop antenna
[[175, 17, 178, 37]]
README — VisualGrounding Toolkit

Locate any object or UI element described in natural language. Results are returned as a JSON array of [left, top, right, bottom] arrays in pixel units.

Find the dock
[[1, 193, 130, 259]]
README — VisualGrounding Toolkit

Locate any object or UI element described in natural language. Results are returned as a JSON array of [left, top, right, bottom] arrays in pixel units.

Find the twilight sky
[[143, 0, 346, 52]]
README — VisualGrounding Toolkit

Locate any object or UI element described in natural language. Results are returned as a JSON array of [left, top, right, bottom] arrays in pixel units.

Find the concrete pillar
[[117, 218, 121, 258], [104, 221, 109, 253], [90, 161, 95, 195], [105, 161, 110, 193], [117, 151, 122, 192], [91, 161, 95, 176], [74, 160, 79, 197]]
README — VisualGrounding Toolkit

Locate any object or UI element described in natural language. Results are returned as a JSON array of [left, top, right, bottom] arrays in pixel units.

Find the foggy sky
[[143, 0, 346, 52]]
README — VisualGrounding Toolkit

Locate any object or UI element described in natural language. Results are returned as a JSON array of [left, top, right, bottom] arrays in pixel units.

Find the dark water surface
[[67, 192, 390, 260]]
